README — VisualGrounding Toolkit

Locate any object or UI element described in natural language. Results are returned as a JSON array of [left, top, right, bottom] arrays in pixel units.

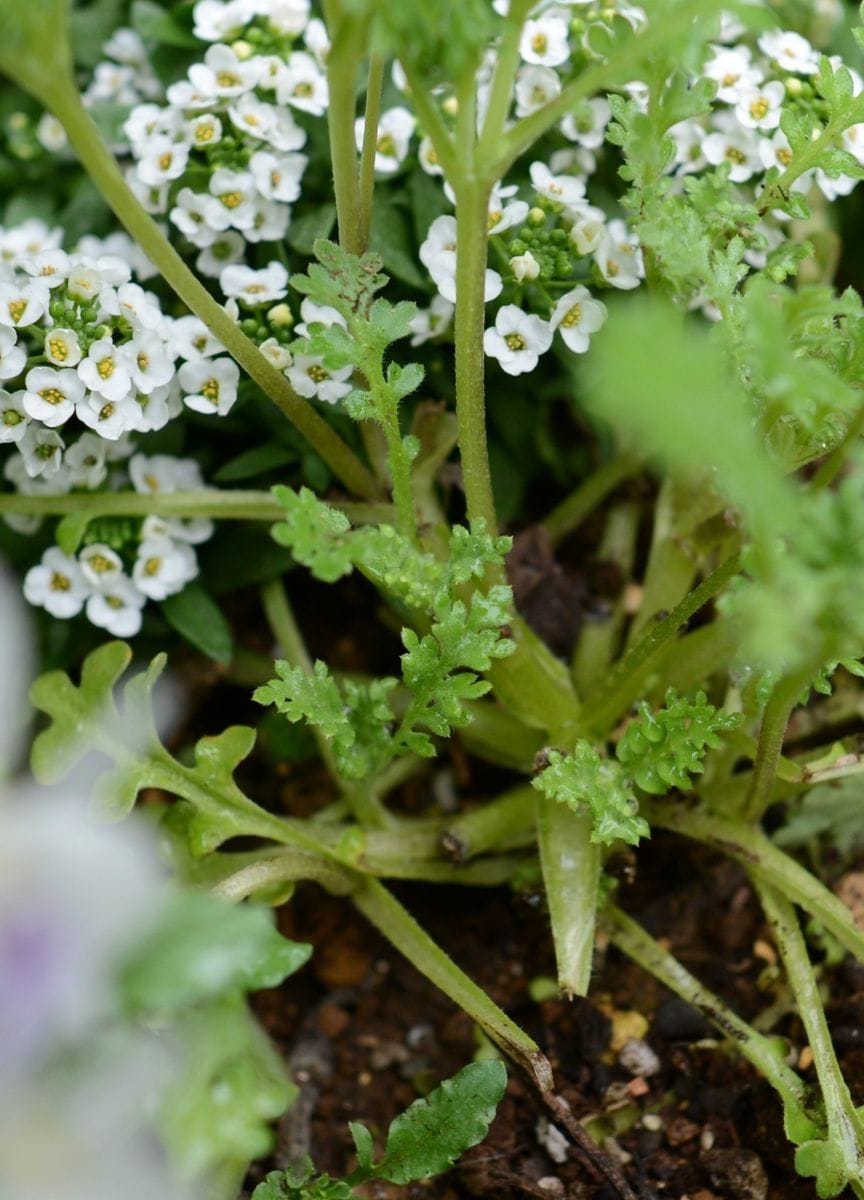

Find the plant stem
[[605, 903, 815, 1117], [756, 881, 864, 1192], [644, 801, 864, 965], [743, 671, 810, 822], [571, 501, 639, 693], [587, 553, 741, 735], [397, 61, 459, 179], [442, 783, 537, 859], [543, 456, 640, 548], [46, 80, 379, 500], [537, 797, 601, 997], [322, 0, 364, 254], [352, 875, 549, 1081], [477, 0, 534, 159], [357, 55, 384, 249], [212, 848, 355, 900]]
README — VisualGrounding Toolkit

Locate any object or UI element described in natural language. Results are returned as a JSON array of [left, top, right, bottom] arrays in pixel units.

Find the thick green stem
[[743, 671, 810, 822], [477, 0, 534, 159], [604, 903, 814, 1119], [322, 0, 365, 254], [212, 849, 355, 900], [587, 553, 741, 736], [48, 79, 379, 500], [756, 881, 864, 1192], [537, 797, 601, 997], [357, 55, 384, 249], [644, 801, 864, 966], [543, 456, 640, 548], [453, 177, 497, 534], [398, 61, 459, 180], [442, 783, 537, 860]]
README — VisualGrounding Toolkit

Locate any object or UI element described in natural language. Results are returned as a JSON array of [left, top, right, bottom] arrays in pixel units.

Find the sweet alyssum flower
[[550, 286, 608, 353], [23, 548, 89, 618], [355, 107, 416, 175], [178, 357, 240, 416], [483, 305, 553, 376]]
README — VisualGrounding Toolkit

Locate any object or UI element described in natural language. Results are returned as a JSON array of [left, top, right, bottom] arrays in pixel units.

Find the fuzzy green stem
[[48, 78, 379, 500], [743, 671, 810, 822], [477, 0, 534, 158], [756, 881, 864, 1193], [537, 797, 601, 997], [352, 875, 549, 1082], [644, 801, 864, 966], [604, 903, 814, 1117], [212, 849, 355, 900], [442, 783, 538, 860], [543, 456, 640, 548], [397, 61, 459, 179], [357, 55, 384, 249], [587, 553, 741, 735]]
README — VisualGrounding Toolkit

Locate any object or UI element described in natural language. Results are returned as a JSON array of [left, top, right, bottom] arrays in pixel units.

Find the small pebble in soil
[[618, 1037, 661, 1077], [537, 1177, 564, 1195], [641, 1113, 663, 1132], [701, 1147, 769, 1200], [535, 1117, 569, 1164]]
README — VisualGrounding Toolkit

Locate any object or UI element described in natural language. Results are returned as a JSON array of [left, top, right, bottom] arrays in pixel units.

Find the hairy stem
[[322, 0, 364, 254], [49, 78, 379, 500], [537, 797, 601, 997], [743, 670, 810, 822], [357, 55, 384, 249]]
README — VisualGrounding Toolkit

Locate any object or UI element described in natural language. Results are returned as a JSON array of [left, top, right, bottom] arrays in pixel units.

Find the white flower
[[208, 168, 259, 231], [569, 205, 606, 255], [188, 112, 223, 149], [703, 45, 763, 102], [141, 511, 214, 545], [130, 453, 204, 495], [22, 367, 84, 428], [193, 0, 256, 41], [0, 220, 61, 266], [266, 0, 311, 35], [36, 112, 67, 152], [123, 332, 176, 395], [409, 296, 454, 346], [483, 305, 553, 375], [220, 262, 289, 304], [277, 51, 328, 115], [77, 338, 133, 403], [550, 286, 607, 353], [758, 29, 820, 75], [136, 136, 191, 188], [249, 150, 307, 202], [123, 104, 183, 152], [86, 575, 147, 637], [595, 219, 644, 289], [129, 380, 182, 433], [23, 547, 89, 617], [170, 189, 221, 248], [196, 232, 246, 277], [486, 183, 529, 234], [417, 136, 444, 176], [260, 337, 292, 369], [25, 248, 71, 288], [0, 328, 26, 380], [109, 283, 164, 331], [510, 250, 540, 282], [79, 543, 124, 590], [76, 393, 141, 440], [0, 390, 28, 444], [0, 279, 49, 328], [65, 266, 103, 305], [179, 357, 240, 415], [419, 215, 502, 304], [286, 354, 353, 403], [17, 427, 65, 478], [560, 98, 611, 150], [519, 16, 570, 67], [355, 107, 416, 175], [515, 66, 562, 117], [702, 115, 763, 182], [43, 329, 82, 369], [171, 315, 224, 360], [530, 161, 587, 207], [65, 434, 108, 488], [187, 43, 262, 99], [133, 535, 197, 600], [227, 92, 282, 143], [735, 81, 785, 132], [669, 119, 708, 175]]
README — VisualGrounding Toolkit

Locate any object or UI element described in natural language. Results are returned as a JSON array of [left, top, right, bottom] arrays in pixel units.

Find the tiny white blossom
[[220, 262, 289, 305], [196, 232, 246, 277], [758, 29, 820, 76], [276, 51, 329, 115], [702, 115, 763, 182], [669, 119, 708, 175], [0, 328, 26, 380], [17, 426, 65, 479], [249, 150, 307, 202], [569, 204, 607, 255], [515, 66, 562, 118], [0, 390, 28, 444], [560, 98, 611, 150], [170, 189, 222, 248], [735, 80, 785, 132], [530, 161, 587, 207], [179, 357, 240, 415], [286, 354, 353, 404], [36, 113, 68, 152], [43, 329, 82, 369], [78, 338, 133, 403], [703, 45, 763, 103], [0, 280, 49, 328], [355, 107, 416, 175], [208, 168, 259, 231], [519, 16, 570, 67], [79, 543, 124, 591], [130, 453, 204, 495], [85, 575, 147, 637], [22, 367, 84, 428], [65, 434, 108, 488], [188, 112, 223, 149], [193, 0, 257, 41], [23, 547, 89, 618], [595, 219, 644, 289], [171, 315, 224, 360], [511, 251, 540, 282], [25, 248, 71, 288], [136, 136, 191, 188], [76, 393, 141, 440], [133, 535, 198, 600], [123, 332, 176, 395], [188, 43, 262, 98], [417, 136, 444, 176], [550, 286, 607, 353], [483, 305, 553, 375], [409, 296, 454, 346]]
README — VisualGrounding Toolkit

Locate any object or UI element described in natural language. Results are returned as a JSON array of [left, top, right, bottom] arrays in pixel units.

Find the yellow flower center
[[505, 333, 526, 352], [725, 146, 746, 164], [777, 147, 793, 166], [721, 72, 739, 86], [8, 299, 26, 323], [749, 97, 770, 121], [106, 595, 125, 609], [87, 554, 114, 574], [48, 337, 68, 362], [201, 378, 220, 401], [219, 191, 243, 209], [38, 387, 65, 405], [143, 556, 162, 576], [307, 365, 330, 383], [2, 409, 21, 425], [50, 572, 71, 592], [561, 303, 582, 328], [144, 473, 160, 492], [217, 70, 241, 87], [158, 151, 173, 171], [293, 82, 314, 97], [137, 352, 150, 371], [531, 33, 548, 54], [97, 356, 115, 379], [377, 133, 397, 158], [99, 403, 115, 420]]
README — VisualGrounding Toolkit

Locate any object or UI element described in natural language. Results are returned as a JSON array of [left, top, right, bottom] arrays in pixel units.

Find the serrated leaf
[[161, 581, 234, 664], [533, 745, 649, 846], [615, 689, 741, 794], [372, 1061, 506, 1183], [121, 892, 311, 1012]]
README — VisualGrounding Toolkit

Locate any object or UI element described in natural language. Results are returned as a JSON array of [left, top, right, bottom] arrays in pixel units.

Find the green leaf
[[130, 0, 200, 47], [161, 581, 234, 664], [213, 442, 296, 483], [286, 203, 337, 256], [271, 485, 354, 582], [252, 1163, 353, 1200], [69, 0, 125, 65], [371, 1061, 507, 1183], [533, 745, 649, 846], [55, 511, 92, 555], [369, 201, 427, 289], [794, 1139, 850, 1198], [161, 995, 295, 1178], [121, 892, 311, 1012], [349, 1121, 375, 1174], [774, 778, 864, 854], [615, 689, 741, 794]]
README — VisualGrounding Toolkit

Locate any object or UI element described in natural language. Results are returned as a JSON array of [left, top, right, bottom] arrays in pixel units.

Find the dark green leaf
[[161, 581, 234, 664]]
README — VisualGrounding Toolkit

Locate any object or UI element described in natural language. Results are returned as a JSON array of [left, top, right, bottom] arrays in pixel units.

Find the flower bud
[[510, 250, 540, 282], [267, 302, 294, 328]]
